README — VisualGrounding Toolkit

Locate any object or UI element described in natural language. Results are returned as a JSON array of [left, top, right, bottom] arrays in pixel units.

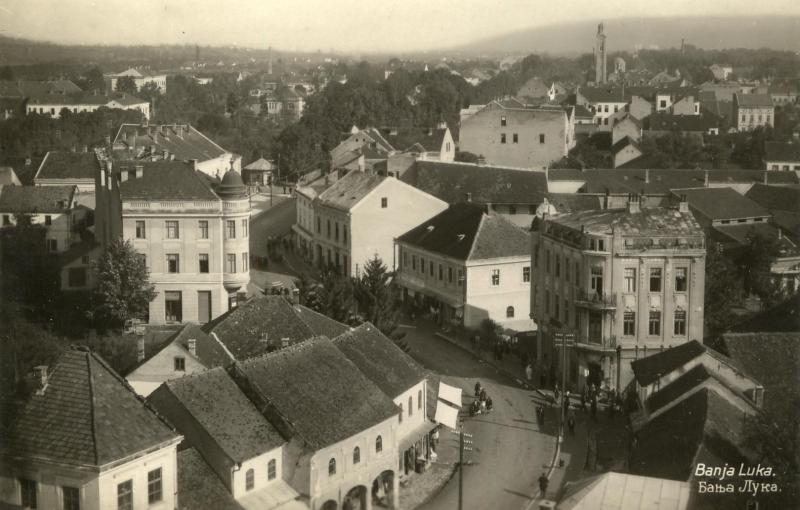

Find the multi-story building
[[530, 196, 706, 392], [396, 203, 533, 330], [734, 93, 774, 131], [95, 157, 251, 325], [764, 141, 800, 171], [459, 99, 574, 170], [0, 185, 80, 253], [0, 346, 182, 510], [26, 91, 150, 119], [112, 123, 242, 179], [308, 170, 448, 276], [106, 68, 168, 93], [34, 150, 100, 192]]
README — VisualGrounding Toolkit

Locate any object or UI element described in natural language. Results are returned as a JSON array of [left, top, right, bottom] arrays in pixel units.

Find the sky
[[1, 0, 800, 54]]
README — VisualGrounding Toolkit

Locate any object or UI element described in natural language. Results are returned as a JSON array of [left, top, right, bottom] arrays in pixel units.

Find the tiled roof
[[333, 323, 427, 398], [0, 167, 21, 186], [558, 472, 691, 510], [3, 346, 179, 468], [27, 91, 146, 107], [397, 203, 530, 261], [244, 157, 275, 171], [672, 187, 769, 220], [746, 184, 800, 213], [403, 161, 548, 205], [15, 80, 82, 97], [0, 81, 23, 97], [543, 193, 602, 213], [648, 113, 719, 132], [573, 105, 594, 118], [0, 185, 76, 214], [549, 206, 704, 237], [152, 368, 285, 462], [126, 323, 231, 376], [611, 136, 640, 155], [379, 127, 447, 153], [35, 151, 99, 181], [238, 337, 399, 449], [645, 364, 712, 414], [735, 93, 773, 107], [292, 305, 351, 339], [0, 156, 43, 185], [712, 223, 784, 246], [178, 448, 246, 510], [317, 170, 385, 211], [203, 295, 316, 360], [114, 124, 229, 162], [731, 295, 800, 333], [631, 340, 707, 387], [764, 141, 800, 162], [117, 160, 218, 201]]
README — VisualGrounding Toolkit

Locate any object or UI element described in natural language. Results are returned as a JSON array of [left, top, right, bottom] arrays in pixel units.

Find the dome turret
[[217, 168, 246, 199]]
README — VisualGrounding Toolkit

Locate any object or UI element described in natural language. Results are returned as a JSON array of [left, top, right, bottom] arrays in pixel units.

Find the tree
[[704, 243, 744, 341], [115, 76, 138, 95], [310, 268, 354, 324], [354, 256, 400, 337], [734, 231, 784, 307], [92, 239, 156, 328], [455, 151, 480, 163], [0, 66, 14, 81], [0, 220, 60, 313], [82, 66, 105, 92]]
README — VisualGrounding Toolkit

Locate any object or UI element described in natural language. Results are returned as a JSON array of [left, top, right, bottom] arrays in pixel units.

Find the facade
[[0, 346, 182, 510], [59, 243, 101, 291], [0, 184, 80, 253], [459, 100, 573, 170], [309, 170, 448, 277], [611, 137, 643, 169], [106, 68, 168, 93], [733, 93, 774, 132], [531, 197, 706, 392], [764, 141, 800, 171], [26, 91, 150, 119], [95, 157, 251, 325], [396, 203, 533, 330]]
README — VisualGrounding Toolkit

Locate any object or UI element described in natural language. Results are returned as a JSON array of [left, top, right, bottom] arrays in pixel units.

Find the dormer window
[[174, 356, 185, 371]]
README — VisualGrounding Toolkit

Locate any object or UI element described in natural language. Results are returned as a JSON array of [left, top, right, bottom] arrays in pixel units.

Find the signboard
[[437, 382, 463, 408], [553, 331, 576, 347], [435, 400, 460, 429]]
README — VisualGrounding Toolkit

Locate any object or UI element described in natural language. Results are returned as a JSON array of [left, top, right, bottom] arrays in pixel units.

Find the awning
[[437, 382, 463, 408], [399, 420, 438, 452], [435, 400, 460, 429]]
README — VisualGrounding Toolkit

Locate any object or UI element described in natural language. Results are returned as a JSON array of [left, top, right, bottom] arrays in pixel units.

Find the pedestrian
[[540, 372, 547, 389], [591, 396, 598, 421], [431, 428, 439, 449], [568, 414, 575, 435], [554, 383, 560, 402], [525, 363, 533, 383], [538, 473, 549, 496], [480, 388, 487, 402], [580, 391, 586, 412], [563, 392, 571, 415]]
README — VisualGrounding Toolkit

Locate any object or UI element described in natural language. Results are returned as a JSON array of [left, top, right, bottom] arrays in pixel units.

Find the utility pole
[[454, 426, 473, 510]]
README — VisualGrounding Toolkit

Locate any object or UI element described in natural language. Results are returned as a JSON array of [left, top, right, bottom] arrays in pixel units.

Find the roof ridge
[[85, 350, 100, 465], [466, 212, 487, 261]]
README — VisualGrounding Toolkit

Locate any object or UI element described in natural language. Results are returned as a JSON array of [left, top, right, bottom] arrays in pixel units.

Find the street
[[400, 322, 557, 510], [250, 194, 295, 258]]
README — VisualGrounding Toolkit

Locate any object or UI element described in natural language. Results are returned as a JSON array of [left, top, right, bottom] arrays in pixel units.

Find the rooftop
[[672, 187, 770, 220], [548, 206, 704, 238], [558, 472, 691, 510], [244, 157, 275, 171], [730, 294, 800, 333], [317, 170, 385, 211], [0, 185, 76, 214], [332, 323, 427, 398], [648, 112, 719, 132], [177, 449, 246, 510], [2, 346, 179, 468], [114, 124, 229, 162], [35, 151, 99, 181], [764, 141, 800, 162], [735, 93, 773, 107], [631, 340, 707, 387], [126, 323, 232, 376], [27, 90, 147, 106], [292, 305, 351, 339], [117, 160, 219, 201], [238, 337, 399, 449], [746, 183, 800, 213], [378, 126, 448, 153]]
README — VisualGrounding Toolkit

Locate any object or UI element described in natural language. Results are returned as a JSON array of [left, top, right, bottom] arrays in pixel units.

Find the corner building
[[530, 197, 705, 392]]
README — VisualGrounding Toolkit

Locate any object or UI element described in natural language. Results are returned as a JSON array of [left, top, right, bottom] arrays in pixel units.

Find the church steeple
[[595, 22, 607, 84]]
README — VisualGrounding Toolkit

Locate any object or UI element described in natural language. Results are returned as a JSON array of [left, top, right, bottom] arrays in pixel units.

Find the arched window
[[245, 468, 254, 490], [353, 447, 361, 464], [267, 459, 276, 481], [376, 436, 383, 453], [408, 396, 413, 416], [418, 389, 423, 409], [328, 458, 336, 476], [506, 306, 515, 318]]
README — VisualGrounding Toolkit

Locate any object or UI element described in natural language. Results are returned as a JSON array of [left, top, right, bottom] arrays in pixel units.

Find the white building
[[107, 68, 168, 94], [0, 184, 80, 253], [0, 346, 182, 510], [26, 91, 150, 120]]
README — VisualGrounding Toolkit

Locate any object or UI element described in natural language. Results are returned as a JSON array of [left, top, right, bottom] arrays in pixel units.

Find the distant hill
[[452, 16, 800, 56]]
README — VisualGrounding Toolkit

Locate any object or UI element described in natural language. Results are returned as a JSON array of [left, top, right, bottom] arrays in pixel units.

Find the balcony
[[575, 289, 617, 310], [577, 335, 617, 352]]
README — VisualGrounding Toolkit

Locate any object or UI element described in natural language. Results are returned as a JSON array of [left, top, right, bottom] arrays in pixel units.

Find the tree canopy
[[92, 239, 156, 328]]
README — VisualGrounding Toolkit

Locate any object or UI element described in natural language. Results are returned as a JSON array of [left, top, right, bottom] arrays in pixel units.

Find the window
[[241, 219, 249, 237], [509, 205, 517, 214], [418, 389, 423, 409], [328, 458, 337, 476], [539, 134, 545, 144], [649, 311, 661, 336], [227, 253, 236, 273], [555, 255, 561, 277], [174, 356, 185, 371], [603, 105, 609, 113], [353, 447, 361, 464], [198, 220, 209, 239], [674, 310, 687, 336], [40, 214, 51, 226], [500, 116, 506, 126], [448, 267, 453, 283], [343, 226, 348, 242], [227, 220, 236, 239], [523, 266, 530, 283], [399, 402, 403, 422], [675, 268, 688, 292], [166, 220, 179, 239], [316, 217, 321, 233], [117, 480, 132, 510], [563, 299, 569, 325], [167, 253, 180, 273], [135, 220, 146, 238], [2, 214, 9, 225], [195, 253, 208, 273], [491, 269, 500, 286], [437, 264, 443, 280], [500, 133, 506, 144], [590, 266, 603, 292], [545, 249, 551, 272], [148, 468, 163, 504], [457, 269, 464, 286], [623, 312, 636, 336], [408, 396, 413, 416], [650, 268, 662, 292], [513, 133, 519, 143], [326, 219, 331, 238], [63, 486, 80, 510], [268, 459, 277, 480], [565, 261, 570, 282], [242, 252, 249, 272], [376, 436, 383, 453], [597, 239, 605, 251], [412, 255, 417, 270], [381, 197, 388, 208], [624, 268, 636, 292], [68, 267, 87, 287], [246, 468, 254, 490], [47, 239, 58, 252], [506, 306, 515, 318], [554, 296, 560, 319], [20, 479, 36, 509], [165, 291, 182, 322], [545, 290, 550, 313]]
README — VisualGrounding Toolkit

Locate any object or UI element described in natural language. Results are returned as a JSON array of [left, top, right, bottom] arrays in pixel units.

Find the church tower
[[595, 23, 607, 84]]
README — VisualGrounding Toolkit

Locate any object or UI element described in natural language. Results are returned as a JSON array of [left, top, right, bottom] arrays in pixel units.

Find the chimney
[[627, 193, 641, 214], [645, 168, 650, 184], [178, 125, 184, 139], [132, 132, 137, 148], [188, 338, 197, 356], [120, 169, 129, 182], [150, 145, 157, 157], [82, 145, 88, 153], [704, 170, 709, 187], [135, 165, 144, 178], [25, 156, 31, 166], [465, 192, 472, 202], [32, 365, 48, 394], [678, 194, 689, 213], [763, 172, 769, 185], [436, 119, 447, 130], [123, 132, 127, 143], [163, 149, 169, 160], [137, 337, 145, 362], [104, 135, 111, 147]]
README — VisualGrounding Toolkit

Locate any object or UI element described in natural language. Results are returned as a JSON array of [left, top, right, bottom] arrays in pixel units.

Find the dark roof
[[672, 187, 770, 220], [27, 90, 147, 107], [611, 136, 640, 155], [712, 223, 785, 246], [238, 337, 399, 449], [403, 160, 548, 205], [152, 368, 285, 462], [203, 295, 316, 360], [35, 151, 99, 181], [731, 294, 800, 333], [543, 193, 602, 213], [630, 389, 749, 481], [549, 206, 704, 237], [764, 141, 800, 162], [397, 203, 530, 261], [15, 80, 82, 97], [3, 346, 179, 468], [735, 93, 773, 107], [379, 127, 447, 153], [648, 113, 719, 132], [126, 323, 231, 375], [292, 305, 351, 339], [631, 340, 707, 386], [0, 167, 20, 186], [0, 185, 75, 214], [317, 170, 385, 211], [0, 156, 42, 185], [114, 124, 228, 162], [573, 105, 594, 118], [645, 364, 712, 414], [117, 161, 218, 201], [177, 448, 245, 510], [333, 323, 427, 398], [746, 184, 800, 213]]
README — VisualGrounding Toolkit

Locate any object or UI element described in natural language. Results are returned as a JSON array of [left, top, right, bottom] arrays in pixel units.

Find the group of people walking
[[470, 382, 494, 416]]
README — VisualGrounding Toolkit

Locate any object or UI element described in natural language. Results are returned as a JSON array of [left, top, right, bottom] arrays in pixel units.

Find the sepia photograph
[[0, 1, 798, 509]]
